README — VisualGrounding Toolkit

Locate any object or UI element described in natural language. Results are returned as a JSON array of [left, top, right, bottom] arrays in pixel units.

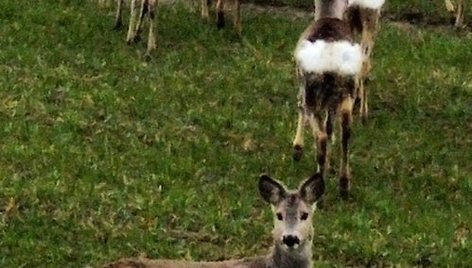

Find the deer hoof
[[339, 176, 350, 201], [217, 12, 225, 29], [133, 35, 142, 43], [113, 20, 123, 31], [293, 145, 303, 162]]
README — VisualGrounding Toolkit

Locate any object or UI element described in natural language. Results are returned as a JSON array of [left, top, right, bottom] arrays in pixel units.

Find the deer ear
[[258, 175, 287, 205], [299, 173, 325, 204]]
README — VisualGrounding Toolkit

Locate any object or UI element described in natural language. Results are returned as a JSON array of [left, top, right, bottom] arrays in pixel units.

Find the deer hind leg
[[293, 70, 307, 161], [233, 0, 242, 34], [145, 0, 158, 56], [201, 0, 209, 20], [455, 0, 465, 27], [126, 0, 140, 43], [216, 0, 225, 29], [358, 72, 368, 124], [326, 107, 336, 144], [114, 0, 124, 30], [293, 107, 306, 162], [309, 112, 329, 179], [339, 96, 354, 200]]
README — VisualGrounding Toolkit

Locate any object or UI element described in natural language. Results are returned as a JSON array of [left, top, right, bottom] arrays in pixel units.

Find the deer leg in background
[[201, 0, 209, 20], [145, 0, 158, 56], [216, 0, 225, 29], [455, 0, 465, 27], [133, 0, 148, 42], [114, 0, 123, 30], [358, 9, 377, 123], [358, 74, 368, 123], [233, 0, 242, 34], [126, 0, 139, 43]]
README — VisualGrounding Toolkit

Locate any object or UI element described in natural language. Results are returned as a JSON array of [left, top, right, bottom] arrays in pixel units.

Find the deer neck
[[268, 242, 312, 268], [314, 0, 347, 20]]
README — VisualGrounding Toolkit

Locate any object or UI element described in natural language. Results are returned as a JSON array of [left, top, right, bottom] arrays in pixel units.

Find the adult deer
[[292, 0, 363, 199], [344, 0, 385, 122], [102, 174, 324, 268]]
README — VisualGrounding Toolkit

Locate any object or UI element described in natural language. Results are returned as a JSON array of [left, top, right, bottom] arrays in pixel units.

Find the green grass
[[1, 0, 471, 267]]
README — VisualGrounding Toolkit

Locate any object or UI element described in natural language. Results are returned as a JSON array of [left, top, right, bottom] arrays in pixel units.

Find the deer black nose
[[282, 235, 300, 247]]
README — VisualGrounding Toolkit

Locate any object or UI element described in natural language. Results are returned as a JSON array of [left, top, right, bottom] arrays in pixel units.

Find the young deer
[[292, 0, 362, 199], [114, 0, 158, 56], [344, 0, 385, 122], [201, 0, 242, 34], [445, 0, 466, 27], [102, 174, 325, 268]]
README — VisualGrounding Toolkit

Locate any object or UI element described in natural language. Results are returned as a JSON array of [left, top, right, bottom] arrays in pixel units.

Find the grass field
[[1, 0, 471, 267]]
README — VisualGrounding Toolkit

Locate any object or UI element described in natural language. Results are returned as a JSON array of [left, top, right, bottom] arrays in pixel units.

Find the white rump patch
[[348, 0, 385, 10], [295, 40, 362, 76]]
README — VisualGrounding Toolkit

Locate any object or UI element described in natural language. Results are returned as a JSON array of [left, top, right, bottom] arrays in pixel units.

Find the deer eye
[[276, 213, 283, 221], [300, 212, 309, 221]]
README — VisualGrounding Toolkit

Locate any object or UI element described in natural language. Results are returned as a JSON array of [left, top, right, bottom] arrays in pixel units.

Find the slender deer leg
[[293, 107, 306, 161], [310, 112, 328, 179], [361, 77, 368, 124], [201, 0, 209, 20], [233, 0, 242, 34], [216, 0, 225, 29], [326, 107, 336, 144], [133, 0, 148, 42], [293, 73, 306, 161], [455, 0, 465, 27], [126, 0, 139, 44], [145, 0, 158, 56], [358, 51, 371, 123], [357, 76, 365, 119], [114, 0, 123, 30], [308, 113, 327, 210], [358, 75, 368, 124], [339, 96, 353, 200]]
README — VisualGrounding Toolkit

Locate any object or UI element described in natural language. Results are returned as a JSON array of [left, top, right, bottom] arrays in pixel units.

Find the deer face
[[259, 174, 325, 251]]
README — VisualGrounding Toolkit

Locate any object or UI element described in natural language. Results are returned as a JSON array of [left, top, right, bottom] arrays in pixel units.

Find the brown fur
[[293, 0, 357, 199], [306, 18, 353, 43], [102, 175, 324, 268]]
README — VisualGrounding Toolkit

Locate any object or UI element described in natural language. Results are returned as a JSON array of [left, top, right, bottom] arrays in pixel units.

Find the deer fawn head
[[259, 174, 324, 252]]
